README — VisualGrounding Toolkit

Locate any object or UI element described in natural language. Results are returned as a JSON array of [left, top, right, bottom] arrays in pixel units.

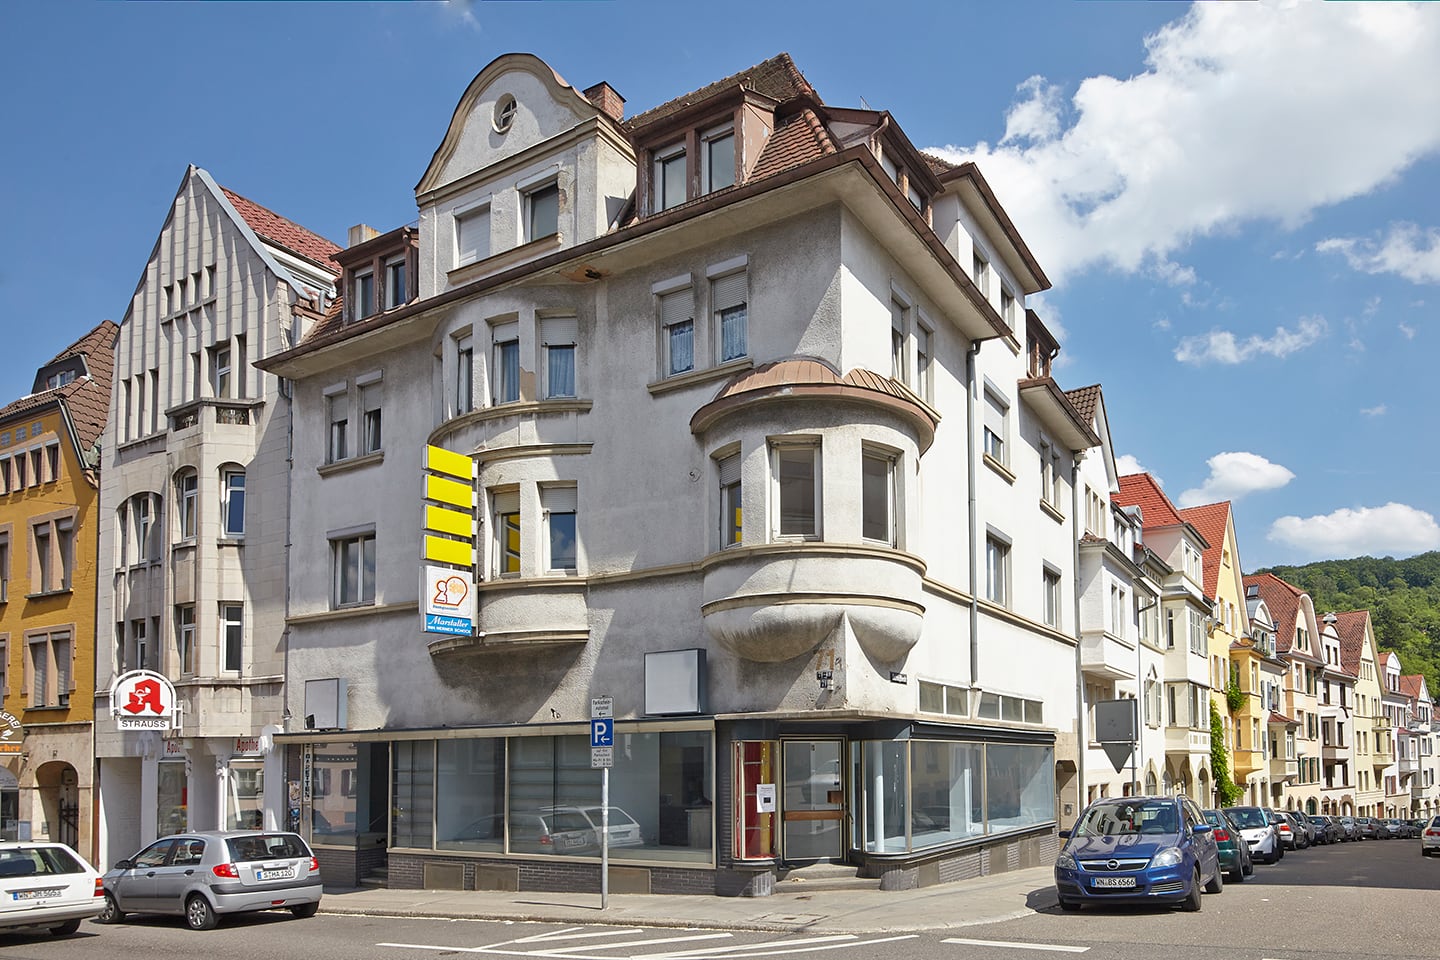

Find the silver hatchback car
[[98, 831, 321, 930]]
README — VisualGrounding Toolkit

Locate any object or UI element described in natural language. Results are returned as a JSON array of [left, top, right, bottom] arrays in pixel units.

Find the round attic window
[[493, 94, 518, 134]]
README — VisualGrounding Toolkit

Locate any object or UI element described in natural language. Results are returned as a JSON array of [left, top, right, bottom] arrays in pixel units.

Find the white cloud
[[927, 1, 1440, 284], [1317, 222, 1440, 284], [442, 0, 482, 31], [1153, 317, 1172, 331], [1174, 316, 1327, 364], [1360, 404, 1387, 416], [1268, 502, 1440, 558], [1399, 321, 1417, 339], [1115, 454, 1156, 484], [1178, 451, 1295, 507]]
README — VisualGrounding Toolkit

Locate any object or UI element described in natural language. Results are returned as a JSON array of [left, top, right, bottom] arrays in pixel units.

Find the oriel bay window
[[861, 447, 896, 546], [492, 490, 521, 575], [771, 441, 820, 539], [717, 452, 741, 547], [542, 486, 577, 572], [492, 321, 520, 404]]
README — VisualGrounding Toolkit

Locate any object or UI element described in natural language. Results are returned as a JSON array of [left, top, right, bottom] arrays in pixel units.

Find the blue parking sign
[[590, 717, 613, 748]]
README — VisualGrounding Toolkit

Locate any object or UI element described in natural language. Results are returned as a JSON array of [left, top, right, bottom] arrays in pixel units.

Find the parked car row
[[1055, 798, 1440, 912], [1, 830, 321, 941]]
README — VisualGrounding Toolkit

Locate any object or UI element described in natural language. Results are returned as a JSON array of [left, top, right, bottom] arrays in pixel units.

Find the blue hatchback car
[[1055, 795, 1223, 912]]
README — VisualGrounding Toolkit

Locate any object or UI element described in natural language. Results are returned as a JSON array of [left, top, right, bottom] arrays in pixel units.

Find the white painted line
[[533, 933, 734, 955], [511, 929, 645, 944], [944, 937, 1089, 954], [649, 935, 857, 958], [667, 934, 919, 959], [379, 945, 482, 954]]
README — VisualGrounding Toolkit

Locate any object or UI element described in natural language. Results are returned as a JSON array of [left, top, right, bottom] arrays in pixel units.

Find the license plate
[[12, 888, 64, 900], [256, 868, 295, 881], [1092, 876, 1136, 888]]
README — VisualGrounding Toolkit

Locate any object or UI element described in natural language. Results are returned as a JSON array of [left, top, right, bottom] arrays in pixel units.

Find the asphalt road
[[1, 836, 1434, 960]]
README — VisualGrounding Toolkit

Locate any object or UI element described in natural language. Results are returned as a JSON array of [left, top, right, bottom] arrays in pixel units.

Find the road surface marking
[[532, 933, 735, 955], [944, 937, 1089, 954], [662, 934, 919, 959], [650, 936, 858, 958], [512, 929, 646, 943]]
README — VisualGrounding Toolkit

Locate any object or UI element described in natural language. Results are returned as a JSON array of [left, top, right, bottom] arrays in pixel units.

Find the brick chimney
[[584, 81, 625, 122]]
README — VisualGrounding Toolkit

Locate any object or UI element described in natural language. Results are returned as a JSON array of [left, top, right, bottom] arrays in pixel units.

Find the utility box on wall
[[644, 649, 707, 715], [304, 678, 348, 730]]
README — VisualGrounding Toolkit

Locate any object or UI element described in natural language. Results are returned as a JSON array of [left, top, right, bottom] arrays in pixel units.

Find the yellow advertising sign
[[425, 474, 473, 509], [425, 444, 474, 481], [425, 504, 472, 539], [424, 534, 473, 567]]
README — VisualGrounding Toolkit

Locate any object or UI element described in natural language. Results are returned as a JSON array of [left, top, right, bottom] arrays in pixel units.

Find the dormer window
[[655, 143, 687, 212], [46, 369, 76, 390], [702, 125, 735, 193], [880, 148, 899, 184], [455, 203, 491, 267], [354, 269, 375, 321], [384, 257, 407, 310]]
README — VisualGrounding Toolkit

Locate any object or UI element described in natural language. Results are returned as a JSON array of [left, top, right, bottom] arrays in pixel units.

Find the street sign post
[[591, 697, 613, 909]]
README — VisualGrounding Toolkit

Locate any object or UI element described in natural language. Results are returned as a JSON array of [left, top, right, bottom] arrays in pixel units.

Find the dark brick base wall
[[386, 852, 720, 896], [864, 828, 1058, 891]]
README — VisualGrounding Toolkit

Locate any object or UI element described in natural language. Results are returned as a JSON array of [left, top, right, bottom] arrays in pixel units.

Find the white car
[[1422, 816, 1440, 857], [0, 841, 105, 937], [1223, 806, 1283, 864]]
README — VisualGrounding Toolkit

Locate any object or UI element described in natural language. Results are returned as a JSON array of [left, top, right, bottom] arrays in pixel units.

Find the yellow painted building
[[0, 320, 115, 861]]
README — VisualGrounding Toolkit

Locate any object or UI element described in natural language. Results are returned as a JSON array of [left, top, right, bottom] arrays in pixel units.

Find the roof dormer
[[334, 225, 419, 326]]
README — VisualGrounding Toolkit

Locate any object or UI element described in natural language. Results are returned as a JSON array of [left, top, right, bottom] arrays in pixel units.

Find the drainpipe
[[966, 341, 982, 691], [1072, 453, 1086, 811]]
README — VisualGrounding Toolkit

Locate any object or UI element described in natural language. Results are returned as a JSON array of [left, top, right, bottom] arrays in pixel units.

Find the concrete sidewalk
[[319, 865, 1058, 934]]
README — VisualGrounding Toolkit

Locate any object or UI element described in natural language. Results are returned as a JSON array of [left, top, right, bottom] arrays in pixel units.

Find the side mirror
[[1058, 829, 1071, 839], [115, 859, 134, 871], [1191, 823, 1213, 835]]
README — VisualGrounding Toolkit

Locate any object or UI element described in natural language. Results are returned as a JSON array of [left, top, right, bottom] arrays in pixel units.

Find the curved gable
[[417, 53, 607, 196]]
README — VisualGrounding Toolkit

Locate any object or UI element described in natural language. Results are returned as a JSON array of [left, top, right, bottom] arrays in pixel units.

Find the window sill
[[217, 537, 245, 547], [318, 450, 385, 477], [172, 539, 197, 554], [647, 357, 754, 396], [983, 454, 1015, 485], [24, 589, 72, 600], [433, 399, 594, 440], [1039, 500, 1065, 524], [22, 704, 71, 714], [118, 430, 169, 453]]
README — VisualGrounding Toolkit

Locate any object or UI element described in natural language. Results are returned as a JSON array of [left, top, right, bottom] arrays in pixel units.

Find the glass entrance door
[[781, 740, 845, 861]]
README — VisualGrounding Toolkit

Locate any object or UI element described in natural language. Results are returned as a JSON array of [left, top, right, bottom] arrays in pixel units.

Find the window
[[890, 299, 908, 382], [713, 271, 747, 362], [45, 443, 60, 483], [1085, 487, 1106, 537], [526, 182, 559, 241], [915, 325, 932, 401], [918, 681, 968, 717], [327, 392, 348, 462], [456, 204, 491, 266], [493, 490, 521, 575], [654, 143, 687, 211], [541, 317, 577, 399], [0, 457, 8, 495], [1039, 439, 1055, 508], [492, 322, 520, 404], [1043, 568, 1062, 628], [0, 533, 8, 602], [129, 618, 150, 673], [14, 451, 27, 489], [354, 269, 376, 321], [717, 453, 742, 547], [542, 486, 577, 571], [0, 638, 6, 697], [702, 125, 736, 193], [33, 524, 52, 593], [1000, 286, 1016, 329], [210, 343, 231, 398], [177, 471, 198, 540], [333, 532, 377, 607], [176, 605, 196, 676], [985, 534, 1010, 606], [29, 633, 73, 707], [973, 252, 990, 297], [772, 442, 820, 539], [861, 448, 896, 546], [56, 519, 73, 591], [384, 257, 407, 310], [361, 382, 383, 454], [1111, 584, 1126, 636], [221, 469, 245, 538], [221, 603, 243, 672], [660, 289, 694, 375], [983, 388, 1008, 464], [456, 336, 474, 413]]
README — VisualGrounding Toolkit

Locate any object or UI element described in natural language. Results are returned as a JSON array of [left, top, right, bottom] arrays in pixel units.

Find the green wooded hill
[[1254, 551, 1440, 700]]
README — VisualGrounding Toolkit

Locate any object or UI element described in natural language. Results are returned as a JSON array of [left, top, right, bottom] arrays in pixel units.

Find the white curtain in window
[[714, 272, 747, 362], [492, 321, 520, 403], [661, 290, 693, 373], [541, 317, 577, 398]]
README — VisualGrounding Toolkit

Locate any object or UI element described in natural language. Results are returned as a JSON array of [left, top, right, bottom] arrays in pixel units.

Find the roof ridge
[[46, 317, 119, 366], [219, 184, 341, 269], [625, 52, 815, 130]]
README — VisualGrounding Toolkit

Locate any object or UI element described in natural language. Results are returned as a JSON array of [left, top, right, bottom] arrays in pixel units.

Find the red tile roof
[[1064, 384, 1101, 426], [1399, 675, 1425, 701], [0, 319, 117, 455], [749, 108, 838, 180], [1244, 572, 1305, 654], [624, 53, 816, 132], [220, 186, 341, 275], [1332, 609, 1372, 679], [1178, 501, 1232, 600], [1269, 711, 1297, 725], [1115, 473, 1184, 528]]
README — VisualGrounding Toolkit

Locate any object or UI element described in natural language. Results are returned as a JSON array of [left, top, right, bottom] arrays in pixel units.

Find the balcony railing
[[167, 397, 263, 432]]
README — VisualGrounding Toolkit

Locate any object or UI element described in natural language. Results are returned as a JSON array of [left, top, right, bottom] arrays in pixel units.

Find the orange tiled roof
[[1244, 572, 1305, 654], [299, 293, 345, 347], [1065, 384, 1101, 425], [1269, 711, 1296, 725], [0, 319, 118, 454], [220, 186, 341, 275], [749, 108, 838, 180], [1332, 609, 1372, 678], [624, 53, 816, 132], [1399, 674, 1425, 701], [1178, 501, 1232, 600], [1115, 473, 1184, 528]]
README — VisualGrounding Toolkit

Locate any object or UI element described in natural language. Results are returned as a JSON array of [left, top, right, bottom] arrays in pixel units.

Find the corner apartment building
[[0, 321, 115, 858], [258, 52, 1091, 895], [93, 166, 339, 866], [1335, 610, 1385, 817], [1315, 612, 1357, 815], [1397, 672, 1438, 819]]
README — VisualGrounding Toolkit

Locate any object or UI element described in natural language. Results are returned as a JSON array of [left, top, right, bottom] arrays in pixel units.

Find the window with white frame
[[712, 271, 747, 362], [1043, 567, 1062, 628], [456, 335, 474, 414], [1000, 286, 1017, 330], [384, 257, 407, 309], [327, 390, 349, 462], [354, 269, 376, 321], [915, 323, 932, 401], [772, 441, 820, 539], [221, 469, 245, 538], [128, 617, 152, 673], [660, 288, 694, 376], [1085, 487, 1106, 537], [973, 251, 990, 297], [0, 456, 8, 495], [1039, 438, 1055, 508], [985, 533, 1010, 606], [361, 381, 383, 455], [703, 125, 736, 193], [526, 182, 559, 242], [654, 143, 687, 211], [332, 531, 377, 607], [56, 518, 73, 591], [918, 680, 968, 717], [861, 447, 896, 546], [0, 637, 7, 698], [176, 604, 196, 676], [717, 452, 742, 547], [890, 299, 908, 382], [27, 630, 72, 708], [1111, 584, 1127, 637], [542, 486, 577, 572], [492, 489, 521, 576], [455, 203, 491, 266], [540, 317, 577, 399], [492, 321, 520, 404], [32, 523, 52, 593], [220, 602, 244, 672], [122, 492, 162, 564], [983, 388, 1008, 464], [210, 343, 231, 398]]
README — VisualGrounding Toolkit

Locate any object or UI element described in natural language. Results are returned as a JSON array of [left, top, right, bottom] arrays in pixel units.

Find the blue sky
[[3, 0, 1438, 570]]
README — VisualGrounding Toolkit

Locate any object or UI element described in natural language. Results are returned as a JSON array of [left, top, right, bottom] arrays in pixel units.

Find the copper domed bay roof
[[690, 358, 939, 450]]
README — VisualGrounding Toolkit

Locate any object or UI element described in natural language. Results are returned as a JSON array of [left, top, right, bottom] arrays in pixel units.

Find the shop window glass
[[909, 741, 985, 846], [732, 741, 777, 860], [311, 742, 359, 843], [984, 743, 1055, 833], [435, 738, 506, 852], [157, 760, 187, 836], [391, 740, 435, 850], [861, 740, 909, 853], [226, 761, 265, 830]]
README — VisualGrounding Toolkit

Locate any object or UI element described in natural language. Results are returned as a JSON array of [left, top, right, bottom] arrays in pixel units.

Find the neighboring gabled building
[[259, 51, 1083, 895], [93, 165, 339, 867], [1333, 609, 1385, 817], [1398, 673, 1438, 818], [0, 320, 116, 860], [1315, 612, 1357, 815]]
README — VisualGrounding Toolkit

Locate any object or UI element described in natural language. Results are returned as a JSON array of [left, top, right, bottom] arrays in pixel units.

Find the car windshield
[[0, 846, 83, 877], [226, 834, 309, 862], [1074, 801, 1178, 837], [547, 812, 593, 833], [1225, 807, 1267, 828]]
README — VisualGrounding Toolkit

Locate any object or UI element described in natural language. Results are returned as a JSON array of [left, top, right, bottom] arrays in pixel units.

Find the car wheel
[[1229, 863, 1245, 883], [1181, 871, 1202, 912], [1058, 897, 1081, 912], [185, 894, 219, 931], [1204, 865, 1224, 894], [290, 902, 319, 919], [1243, 857, 1254, 876], [96, 892, 126, 924], [50, 919, 82, 936]]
